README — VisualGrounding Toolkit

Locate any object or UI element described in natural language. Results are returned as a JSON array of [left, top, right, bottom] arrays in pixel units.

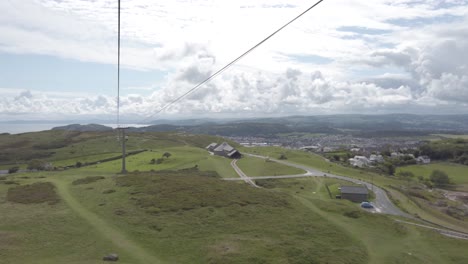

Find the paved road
[[232, 153, 412, 218], [230, 160, 259, 188], [229, 154, 468, 239]]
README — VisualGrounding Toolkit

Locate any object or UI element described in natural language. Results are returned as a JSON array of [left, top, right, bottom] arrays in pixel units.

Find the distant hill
[[136, 114, 468, 137], [48, 114, 468, 137], [52, 124, 113, 132]]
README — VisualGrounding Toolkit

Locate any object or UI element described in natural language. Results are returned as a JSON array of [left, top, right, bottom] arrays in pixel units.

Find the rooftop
[[340, 185, 369, 195]]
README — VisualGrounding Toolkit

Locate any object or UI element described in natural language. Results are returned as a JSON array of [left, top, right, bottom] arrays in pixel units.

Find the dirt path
[[51, 179, 162, 264]]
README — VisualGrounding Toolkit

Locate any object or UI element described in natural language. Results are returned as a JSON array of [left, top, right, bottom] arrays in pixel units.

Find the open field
[[0, 130, 238, 166], [241, 146, 468, 232], [236, 156, 305, 176], [255, 177, 468, 263], [432, 134, 468, 140], [67, 146, 239, 178], [2, 170, 468, 263], [0, 176, 143, 264], [240, 146, 399, 186], [1, 170, 367, 263], [1, 131, 468, 263], [398, 162, 468, 185]]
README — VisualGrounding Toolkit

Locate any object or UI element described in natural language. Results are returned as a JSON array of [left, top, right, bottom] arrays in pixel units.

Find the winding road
[[227, 153, 468, 239], [228, 153, 412, 218]]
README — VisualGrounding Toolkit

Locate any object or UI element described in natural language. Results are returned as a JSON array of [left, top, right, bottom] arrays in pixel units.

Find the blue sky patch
[[0, 53, 164, 96], [288, 54, 333, 64], [337, 26, 392, 35], [386, 14, 463, 27]]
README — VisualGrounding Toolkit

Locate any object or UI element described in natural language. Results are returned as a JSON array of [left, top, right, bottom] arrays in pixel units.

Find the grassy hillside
[[1, 131, 468, 263], [241, 146, 468, 233], [236, 156, 305, 176], [2, 169, 467, 263], [398, 162, 468, 185], [0, 130, 238, 167]]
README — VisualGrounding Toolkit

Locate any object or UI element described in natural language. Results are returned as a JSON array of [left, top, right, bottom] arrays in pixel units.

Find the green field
[[236, 156, 305, 176], [2, 170, 468, 263], [432, 134, 468, 140], [241, 146, 468, 232], [1, 132, 468, 263], [241, 146, 398, 186], [398, 162, 468, 185]]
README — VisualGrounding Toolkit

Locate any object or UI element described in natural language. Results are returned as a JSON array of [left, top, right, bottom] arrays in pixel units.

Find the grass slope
[[258, 177, 468, 264], [398, 162, 468, 185], [1, 168, 467, 263], [236, 156, 305, 176], [1, 131, 468, 263], [0, 177, 142, 264], [241, 146, 468, 232], [67, 169, 367, 263]]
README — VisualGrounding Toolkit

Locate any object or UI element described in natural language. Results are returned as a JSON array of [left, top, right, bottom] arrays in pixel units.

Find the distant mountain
[[49, 114, 468, 137], [52, 124, 113, 132], [137, 114, 468, 137]]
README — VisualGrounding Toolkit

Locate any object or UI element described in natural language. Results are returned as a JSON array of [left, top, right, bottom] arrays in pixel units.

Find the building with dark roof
[[340, 185, 369, 202], [206, 142, 241, 159]]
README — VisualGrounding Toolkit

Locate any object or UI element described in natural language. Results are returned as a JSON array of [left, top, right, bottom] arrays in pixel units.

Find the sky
[[1, 0, 468, 123]]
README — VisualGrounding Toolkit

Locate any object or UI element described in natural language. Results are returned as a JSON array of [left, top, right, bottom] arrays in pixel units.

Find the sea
[[0, 123, 147, 134]]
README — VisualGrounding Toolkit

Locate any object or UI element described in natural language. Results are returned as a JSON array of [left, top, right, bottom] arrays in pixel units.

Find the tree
[[27, 159, 46, 170], [430, 170, 450, 187], [75, 161, 82, 168], [162, 152, 172, 159], [278, 154, 287, 160], [150, 158, 163, 164], [396, 171, 414, 179], [382, 162, 395, 175], [332, 155, 340, 161], [8, 166, 19, 174]]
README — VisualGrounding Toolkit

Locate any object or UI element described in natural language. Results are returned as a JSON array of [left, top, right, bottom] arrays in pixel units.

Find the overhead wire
[[137, 0, 325, 124], [116, 0, 121, 128]]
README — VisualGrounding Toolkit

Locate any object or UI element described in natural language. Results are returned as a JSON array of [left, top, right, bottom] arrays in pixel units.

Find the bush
[[150, 158, 164, 164], [72, 176, 105, 185], [6, 182, 59, 204], [343, 210, 362, 218], [430, 170, 450, 187], [278, 154, 287, 160], [396, 171, 414, 179], [27, 159, 46, 170], [8, 166, 19, 174]]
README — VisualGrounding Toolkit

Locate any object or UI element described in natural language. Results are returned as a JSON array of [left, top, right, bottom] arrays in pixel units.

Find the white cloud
[[1, 0, 468, 119]]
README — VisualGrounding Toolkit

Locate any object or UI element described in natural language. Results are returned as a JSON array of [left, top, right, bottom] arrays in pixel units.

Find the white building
[[416, 156, 431, 164], [369, 154, 384, 163], [349, 156, 371, 168]]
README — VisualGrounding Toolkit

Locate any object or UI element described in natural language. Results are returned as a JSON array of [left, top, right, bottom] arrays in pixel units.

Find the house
[[349, 156, 370, 167], [416, 155, 431, 164], [350, 147, 361, 152], [206, 142, 241, 159], [391, 152, 415, 159], [300, 146, 321, 152], [340, 185, 369, 202], [369, 154, 384, 163]]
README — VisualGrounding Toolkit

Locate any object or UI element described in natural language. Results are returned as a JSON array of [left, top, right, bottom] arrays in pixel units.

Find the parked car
[[360, 202, 374, 209]]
